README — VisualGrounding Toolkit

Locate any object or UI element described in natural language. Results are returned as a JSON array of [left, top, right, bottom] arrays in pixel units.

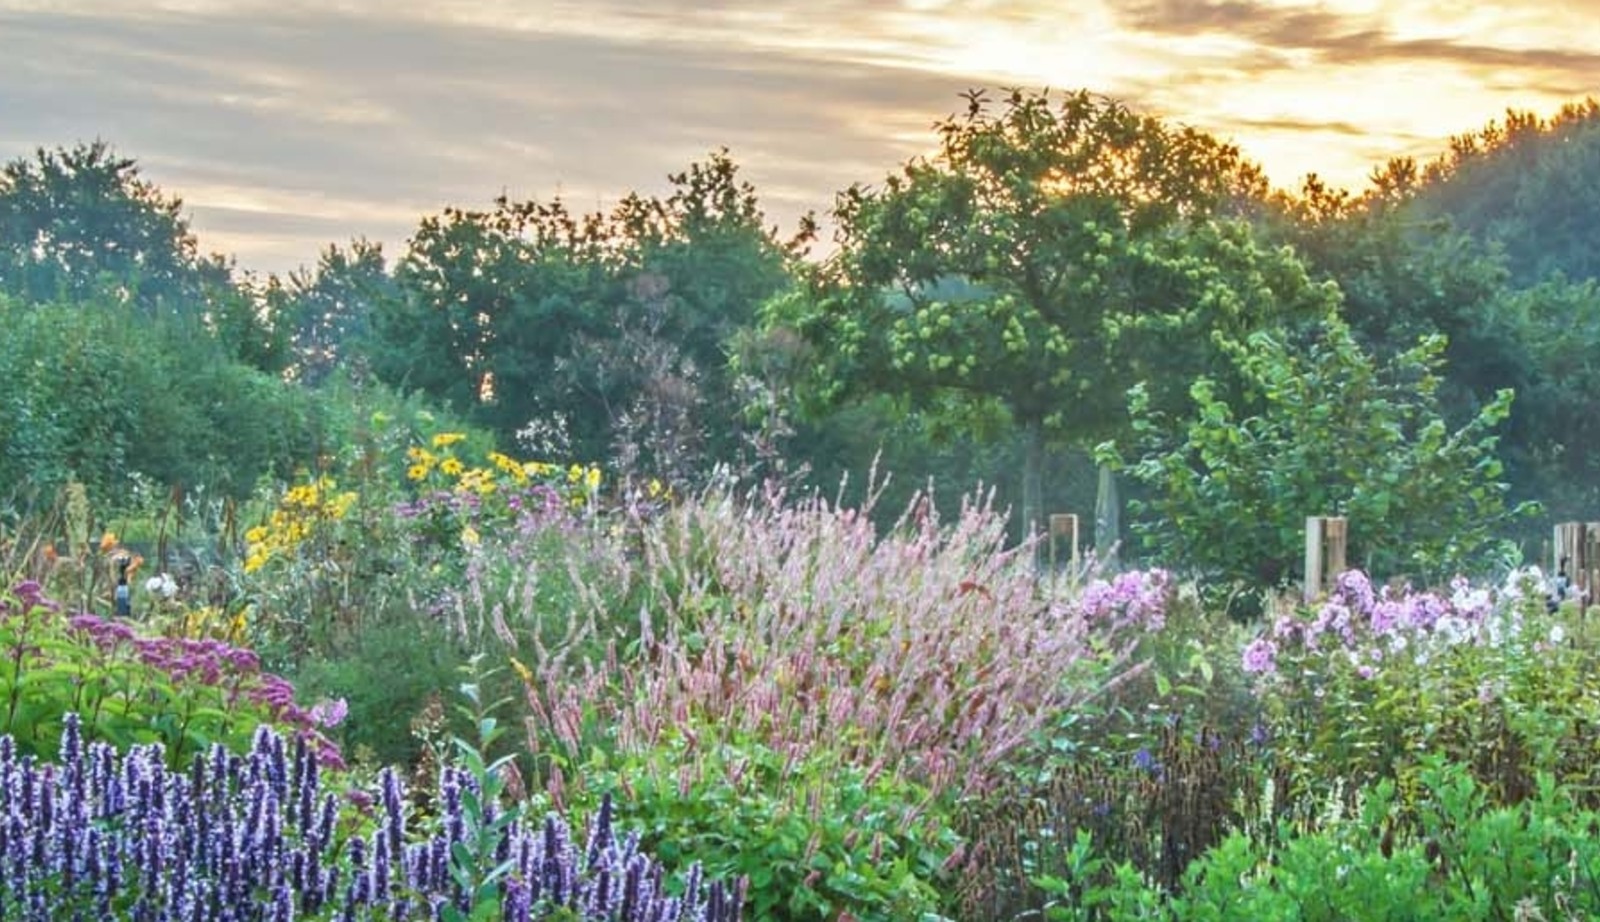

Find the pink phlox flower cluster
[[1073, 568, 1172, 631], [1241, 636, 1277, 675]]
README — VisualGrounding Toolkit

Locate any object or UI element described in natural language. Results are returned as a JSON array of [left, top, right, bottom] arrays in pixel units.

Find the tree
[[282, 238, 395, 386], [768, 87, 1325, 543], [1406, 99, 1600, 286], [0, 141, 228, 312], [369, 151, 799, 477], [1108, 316, 1524, 592], [1483, 276, 1600, 521]]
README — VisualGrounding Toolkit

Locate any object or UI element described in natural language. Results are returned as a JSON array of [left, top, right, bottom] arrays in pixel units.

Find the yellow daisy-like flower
[[524, 461, 555, 479], [245, 525, 268, 544], [584, 466, 602, 491], [460, 524, 481, 548], [431, 432, 466, 449], [647, 478, 664, 499], [407, 463, 430, 481], [440, 457, 465, 477], [568, 463, 584, 484]]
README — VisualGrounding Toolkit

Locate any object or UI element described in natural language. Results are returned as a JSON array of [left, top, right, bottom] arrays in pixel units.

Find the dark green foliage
[[0, 141, 229, 313], [0, 296, 317, 506], [1481, 277, 1600, 521], [575, 733, 958, 922], [287, 612, 469, 769], [1109, 317, 1524, 587], [369, 150, 798, 482], [282, 238, 395, 386], [1405, 99, 1600, 286], [771, 88, 1323, 538]]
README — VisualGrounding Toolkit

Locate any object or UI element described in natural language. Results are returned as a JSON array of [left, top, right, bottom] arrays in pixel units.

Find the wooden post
[[1554, 522, 1587, 597], [1304, 516, 1349, 601], [1324, 517, 1348, 580], [1049, 513, 1080, 576], [1580, 521, 1593, 601]]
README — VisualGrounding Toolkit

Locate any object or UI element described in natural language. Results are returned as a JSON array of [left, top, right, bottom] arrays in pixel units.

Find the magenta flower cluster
[[1241, 568, 1542, 679], [64, 611, 345, 771], [0, 714, 744, 921]]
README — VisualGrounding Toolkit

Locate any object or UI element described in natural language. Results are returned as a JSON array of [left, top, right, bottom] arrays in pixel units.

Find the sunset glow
[[2, 0, 1593, 272]]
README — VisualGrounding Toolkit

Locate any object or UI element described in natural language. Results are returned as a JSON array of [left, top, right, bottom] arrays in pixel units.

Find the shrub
[[573, 731, 959, 922], [1109, 316, 1525, 590]]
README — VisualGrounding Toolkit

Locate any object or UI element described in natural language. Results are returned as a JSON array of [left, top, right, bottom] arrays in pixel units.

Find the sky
[[2, 0, 1597, 276]]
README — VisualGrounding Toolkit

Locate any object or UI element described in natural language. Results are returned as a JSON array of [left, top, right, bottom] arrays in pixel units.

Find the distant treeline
[[3, 90, 1597, 585]]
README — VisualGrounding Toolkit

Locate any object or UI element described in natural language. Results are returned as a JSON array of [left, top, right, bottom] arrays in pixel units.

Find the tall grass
[[517, 479, 1167, 802]]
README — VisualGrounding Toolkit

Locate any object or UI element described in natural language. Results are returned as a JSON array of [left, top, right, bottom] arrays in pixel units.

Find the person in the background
[[114, 554, 132, 618]]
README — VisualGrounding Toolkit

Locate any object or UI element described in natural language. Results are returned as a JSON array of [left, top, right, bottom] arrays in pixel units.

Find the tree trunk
[[1094, 462, 1120, 570], [1022, 419, 1044, 552]]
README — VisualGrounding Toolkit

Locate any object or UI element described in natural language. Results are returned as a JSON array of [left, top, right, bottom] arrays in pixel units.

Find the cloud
[[1, 0, 1593, 272], [1111, 0, 1600, 79], [0, 4, 986, 273]]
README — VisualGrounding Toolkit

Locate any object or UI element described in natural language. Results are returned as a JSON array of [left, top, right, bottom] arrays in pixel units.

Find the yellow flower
[[585, 466, 602, 491], [440, 457, 465, 477], [460, 524, 481, 548], [329, 491, 357, 517], [407, 464, 430, 481], [509, 656, 533, 685], [431, 432, 466, 449], [524, 461, 555, 478], [647, 478, 664, 499], [245, 525, 268, 544], [568, 463, 583, 484]]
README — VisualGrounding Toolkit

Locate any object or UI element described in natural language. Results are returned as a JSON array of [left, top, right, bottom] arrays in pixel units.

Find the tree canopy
[[0, 141, 229, 312], [768, 88, 1325, 539]]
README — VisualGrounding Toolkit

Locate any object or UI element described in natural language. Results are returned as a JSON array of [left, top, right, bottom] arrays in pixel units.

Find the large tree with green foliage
[[767, 88, 1333, 542], [0, 141, 229, 312], [1109, 315, 1524, 592], [279, 238, 395, 386], [1400, 99, 1600, 287], [369, 151, 799, 478]]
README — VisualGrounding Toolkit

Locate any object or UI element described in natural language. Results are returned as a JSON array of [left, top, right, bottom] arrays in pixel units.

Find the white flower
[[145, 573, 178, 600], [1550, 624, 1567, 645]]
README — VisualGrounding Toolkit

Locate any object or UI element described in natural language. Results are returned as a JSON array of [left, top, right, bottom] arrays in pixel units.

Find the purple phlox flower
[[1401, 593, 1447, 632], [1335, 569, 1376, 615], [309, 698, 349, 729], [1132, 747, 1159, 774], [1449, 576, 1492, 622], [1369, 597, 1404, 636], [1241, 636, 1278, 676], [1310, 601, 1354, 645]]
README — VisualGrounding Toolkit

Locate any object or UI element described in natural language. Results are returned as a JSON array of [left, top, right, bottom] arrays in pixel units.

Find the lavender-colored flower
[[3, 717, 745, 921], [1241, 636, 1278, 676], [308, 698, 349, 729]]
